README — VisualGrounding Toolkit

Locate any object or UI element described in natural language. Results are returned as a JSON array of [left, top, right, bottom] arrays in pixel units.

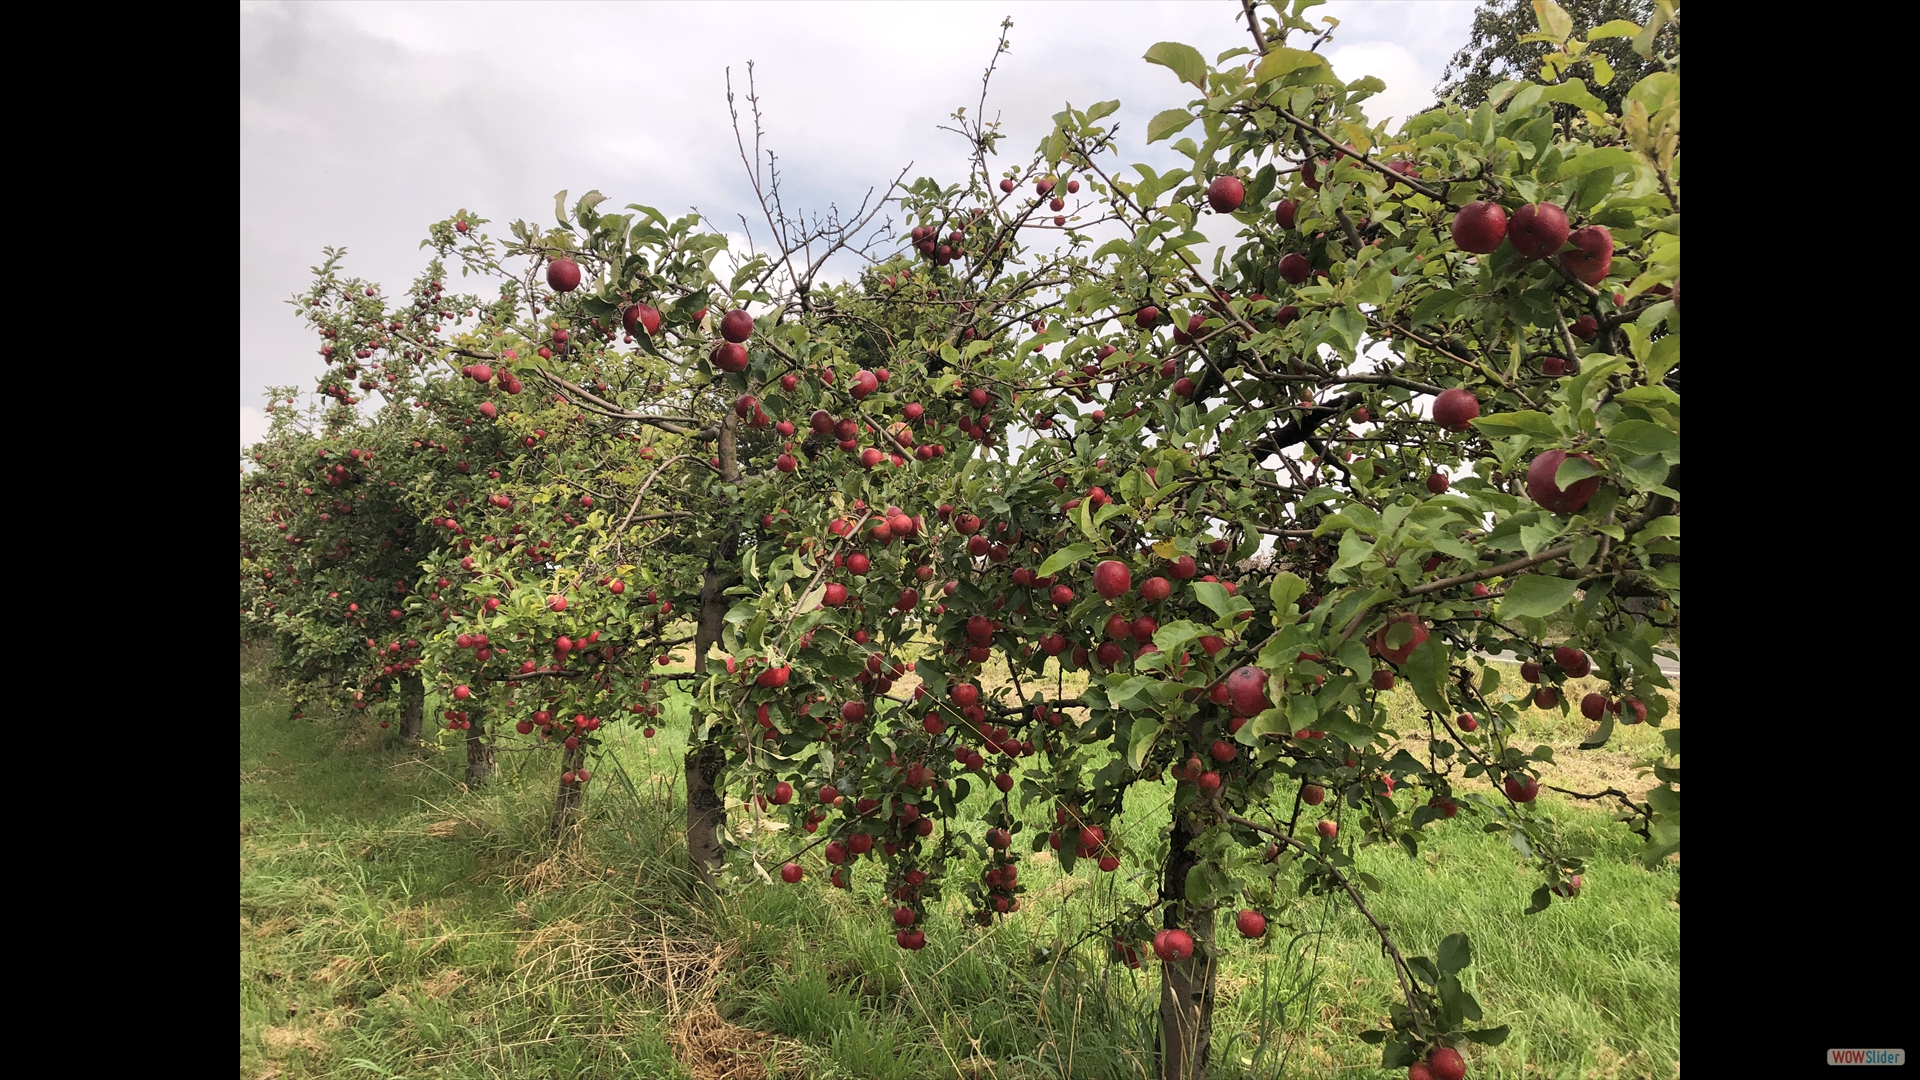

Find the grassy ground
[[241, 644, 1678, 1079]]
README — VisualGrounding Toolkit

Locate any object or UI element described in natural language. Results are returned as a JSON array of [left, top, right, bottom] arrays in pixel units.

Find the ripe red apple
[[1278, 253, 1311, 285], [1210, 739, 1237, 763], [1541, 356, 1567, 377], [1134, 306, 1160, 329], [1206, 175, 1245, 214], [1316, 820, 1338, 839], [1450, 201, 1507, 254], [1197, 771, 1222, 796], [1554, 645, 1591, 677], [1560, 226, 1613, 285], [1428, 1046, 1467, 1080], [1224, 666, 1270, 717], [1426, 473, 1450, 494], [1093, 560, 1132, 599], [1169, 555, 1197, 580], [1409, 1063, 1436, 1080], [822, 583, 848, 607], [1533, 687, 1559, 709], [546, 257, 581, 292], [780, 862, 803, 883], [711, 342, 748, 372], [1236, 909, 1267, 938], [1509, 202, 1570, 258], [1274, 198, 1297, 229], [720, 309, 754, 343], [1302, 783, 1325, 806], [1456, 713, 1479, 732], [1152, 928, 1195, 962], [1372, 668, 1396, 691], [1505, 774, 1539, 802], [1525, 450, 1601, 514], [1432, 388, 1479, 431], [1372, 614, 1428, 665]]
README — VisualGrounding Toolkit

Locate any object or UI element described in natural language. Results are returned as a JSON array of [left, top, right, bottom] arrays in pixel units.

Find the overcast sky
[[240, 0, 1477, 449]]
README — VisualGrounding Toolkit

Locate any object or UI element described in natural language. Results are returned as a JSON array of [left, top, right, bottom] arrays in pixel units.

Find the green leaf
[[1401, 635, 1450, 714], [1472, 411, 1559, 439], [1184, 863, 1208, 906], [1036, 543, 1097, 578], [1437, 932, 1472, 974], [1498, 575, 1580, 619], [1579, 711, 1615, 750], [1144, 42, 1209, 89], [1254, 46, 1329, 84], [1085, 99, 1121, 123], [1192, 580, 1247, 621], [1532, 0, 1572, 41], [1466, 1024, 1512, 1046], [1152, 620, 1204, 656], [1147, 109, 1198, 144], [1128, 719, 1161, 771], [1606, 419, 1679, 461], [1268, 572, 1308, 616], [1587, 18, 1642, 40], [1333, 530, 1374, 572], [1525, 885, 1552, 915], [1554, 455, 1599, 490]]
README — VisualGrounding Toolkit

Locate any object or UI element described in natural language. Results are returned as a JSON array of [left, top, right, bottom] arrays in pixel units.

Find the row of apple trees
[[239, 3, 1678, 1076]]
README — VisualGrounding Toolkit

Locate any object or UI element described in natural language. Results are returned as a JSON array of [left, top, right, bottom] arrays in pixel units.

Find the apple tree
[[702, 3, 1679, 1078]]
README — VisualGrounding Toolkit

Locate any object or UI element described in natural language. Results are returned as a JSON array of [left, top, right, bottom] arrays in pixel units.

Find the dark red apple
[[1206, 175, 1245, 214], [1451, 201, 1507, 254], [1432, 389, 1479, 431], [1428, 1047, 1467, 1080], [1560, 226, 1613, 285], [1504, 774, 1539, 802], [546, 257, 581, 292], [1279, 253, 1311, 284], [1225, 665, 1270, 716], [720, 309, 754, 343], [1236, 909, 1266, 938], [1510, 202, 1570, 258], [1525, 450, 1601, 514], [1274, 198, 1297, 229], [1093, 560, 1132, 599]]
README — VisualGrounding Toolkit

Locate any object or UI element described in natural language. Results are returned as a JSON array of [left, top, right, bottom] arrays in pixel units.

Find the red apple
[[1235, 909, 1267, 938], [780, 862, 803, 883], [1279, 253, 1311, 285], [1093, 560, 1132, 599], [1428, 1047, 1467, 1080], [1206, 175, 1245, 214], [1432, 389, 1479, 431], [1316, 819, 1338, 839], [1505, 774, 1539, 802], [1509, 202, 1570, 258], [546, 257, 581, 292], [1225, 665, 1271, 716], [1274, 198, 1297, 229], [1451, 201, 1507, 254], [1525, 450, 1601, 514], [1302, 783, 1325, 805], [1560, 226, 1613, 285]]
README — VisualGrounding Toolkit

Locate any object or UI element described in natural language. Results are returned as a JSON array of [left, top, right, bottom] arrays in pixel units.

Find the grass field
[[240, 644, 1679, 1079]]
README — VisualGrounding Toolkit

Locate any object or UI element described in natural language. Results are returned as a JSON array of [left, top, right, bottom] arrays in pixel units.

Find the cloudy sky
[[240, 0, 1478, 449]]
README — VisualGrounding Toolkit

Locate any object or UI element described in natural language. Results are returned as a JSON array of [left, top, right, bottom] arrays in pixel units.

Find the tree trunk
[[551, 742, 586, 835], [465, 712, 495, 787], [400, 673, 424, 741], [684, 416, 742, 889], [1159, 725, 1219, 1080]]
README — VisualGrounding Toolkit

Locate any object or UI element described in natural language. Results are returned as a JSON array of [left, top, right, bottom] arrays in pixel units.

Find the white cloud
[[242, 0, 1480, 424]]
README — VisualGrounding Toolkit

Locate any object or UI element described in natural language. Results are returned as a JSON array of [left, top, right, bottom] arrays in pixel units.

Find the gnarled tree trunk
[[400, 673, 424, 741], [685, 416, 741, 888], [465, 712, 495, 787], [1159, 719, 1219, 1080], [551, 742, 587, 835]]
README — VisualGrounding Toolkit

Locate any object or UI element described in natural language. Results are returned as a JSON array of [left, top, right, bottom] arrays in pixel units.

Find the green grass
[[241, 645, 1678, 1079]]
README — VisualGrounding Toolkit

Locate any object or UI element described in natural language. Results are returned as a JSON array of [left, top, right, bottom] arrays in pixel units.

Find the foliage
[[1434, 0, 1679, 115]]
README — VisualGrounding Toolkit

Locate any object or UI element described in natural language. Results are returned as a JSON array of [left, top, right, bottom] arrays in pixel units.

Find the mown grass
[[241, 643, 1678, 1079]]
